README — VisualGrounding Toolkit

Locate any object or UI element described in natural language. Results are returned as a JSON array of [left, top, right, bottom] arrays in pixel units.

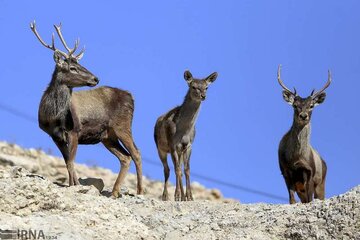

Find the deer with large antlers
[[30, 21, 143, 197], [154, 70, 218, 201], [277, 65, 330, 204]]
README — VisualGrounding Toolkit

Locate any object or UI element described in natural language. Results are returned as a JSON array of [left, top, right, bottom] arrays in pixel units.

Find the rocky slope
[[0, 141, 223, 201], [0, 142, 359, 240]]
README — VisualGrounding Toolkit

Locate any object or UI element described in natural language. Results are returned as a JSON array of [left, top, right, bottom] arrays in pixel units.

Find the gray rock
[[79, 177, 105, 192]]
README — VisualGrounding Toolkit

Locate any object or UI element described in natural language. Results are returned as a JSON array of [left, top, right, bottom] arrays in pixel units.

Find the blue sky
[[0, 1, 359, 203]]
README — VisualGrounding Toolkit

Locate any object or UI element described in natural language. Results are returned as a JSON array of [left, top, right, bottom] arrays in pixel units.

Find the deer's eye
[[69, 66, 77, 72], [192, 86, 196, 90], [294, 105, 301, 111], [310, 105, 314, 109]]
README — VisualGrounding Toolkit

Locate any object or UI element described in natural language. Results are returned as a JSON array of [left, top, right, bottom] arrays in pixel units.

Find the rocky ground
[[0, 141, 223, 201], [0, 141, 359, 240]]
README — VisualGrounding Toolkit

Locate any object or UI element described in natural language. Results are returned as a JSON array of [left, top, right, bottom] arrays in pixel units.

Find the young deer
[[154, 70, 218, 201], [277, 65, 330, 204], [30, 21, 142, 197]]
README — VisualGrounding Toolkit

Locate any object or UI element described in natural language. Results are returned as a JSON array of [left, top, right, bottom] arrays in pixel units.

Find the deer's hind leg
[[102, 137, 132, 198], [315, 160, 327, 200], [115, 129, 143, 195], [157, 148, 170, 201]]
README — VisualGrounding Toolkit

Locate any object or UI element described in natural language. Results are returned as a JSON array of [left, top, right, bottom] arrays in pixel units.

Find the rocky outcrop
[[0, 142, 359, 239], [0, 141, 224, 201]]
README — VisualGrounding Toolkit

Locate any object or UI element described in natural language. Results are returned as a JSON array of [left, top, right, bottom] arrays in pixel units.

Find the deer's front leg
[[280, 162, 296, 204], [178, 151, 186, 201], [171, 149, 183, 201], [184, 147, 193, 201], [289, 189, 296, 204], [285, 178, 296, 204], [53, 131, 79, 186]]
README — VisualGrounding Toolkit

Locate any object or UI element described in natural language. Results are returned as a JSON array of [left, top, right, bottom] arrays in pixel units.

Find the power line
[[142, 157, 287, 202], [0, 102, 37, 123], [0, 101, 287, 202]]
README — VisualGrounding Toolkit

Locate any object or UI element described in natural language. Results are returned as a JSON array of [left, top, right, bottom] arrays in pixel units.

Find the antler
[[30, 20, 85, 61], [30, 20, 68, 58], [54, 23, 79, 56], [53, 23, 85, 60], [277, 65, 297, 95], [311, 70, 332, 98], [74, 47, 85, 60]]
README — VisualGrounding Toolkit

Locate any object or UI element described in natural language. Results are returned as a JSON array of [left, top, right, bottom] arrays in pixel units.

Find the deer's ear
[[206, 72, 218, 84], [313, 92, 326, 106], [53, 51, 65, 67], [184, 70, 193, 84], [282, 91, 295, 105]]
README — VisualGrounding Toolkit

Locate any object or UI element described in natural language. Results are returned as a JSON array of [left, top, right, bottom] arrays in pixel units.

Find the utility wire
[[0, 101, 287, 202], [0, 102, 37, 123], [143, 157, 287, 201]]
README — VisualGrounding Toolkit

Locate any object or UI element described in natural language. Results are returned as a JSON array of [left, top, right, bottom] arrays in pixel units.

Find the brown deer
[[30, 21, 142, 197], [277, 65, 330, 204], [154, 70, 218, 201]]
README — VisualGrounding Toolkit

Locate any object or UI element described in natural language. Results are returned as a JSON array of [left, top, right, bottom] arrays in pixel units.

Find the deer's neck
[[39, 68, 73, 122], [175, 91, 202, 130], [289, 120, 312, 157]]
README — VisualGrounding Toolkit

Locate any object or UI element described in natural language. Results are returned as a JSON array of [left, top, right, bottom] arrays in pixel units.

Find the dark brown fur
[[32, 23, 142, 197], [38, 58, 143, 197], [278, 121, 327, 204], [277, 66, 330, 204]]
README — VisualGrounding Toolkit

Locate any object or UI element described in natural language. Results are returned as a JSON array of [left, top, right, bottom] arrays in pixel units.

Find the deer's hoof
[[111, 191, 121, 199], [162, 193, 169, 201], [74, 178, 80, 185], [137, 188, 144, 195], [174, 195, 181, 201]]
